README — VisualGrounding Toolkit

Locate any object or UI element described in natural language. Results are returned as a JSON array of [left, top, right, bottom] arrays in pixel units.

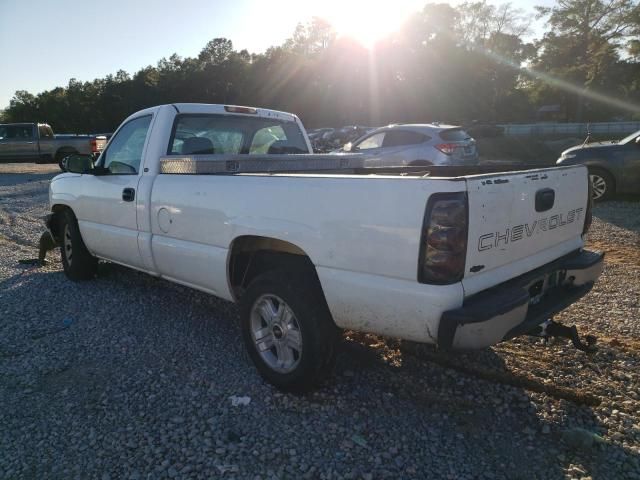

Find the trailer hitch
[[529, 319, 597, 353]]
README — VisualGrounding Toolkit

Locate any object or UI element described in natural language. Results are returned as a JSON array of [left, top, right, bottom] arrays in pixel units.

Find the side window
[[101, 115, 151, 174], [5, 125, 33, 140], [250, 126, 286, 154], [383, 130, 428, 147], [356, 132, 385, 150]]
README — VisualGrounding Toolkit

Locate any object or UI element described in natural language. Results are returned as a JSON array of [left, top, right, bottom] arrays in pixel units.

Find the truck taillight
[[435, 143, 457, 155], [90, 138, 98, 153], [418, 193, 468, 284]]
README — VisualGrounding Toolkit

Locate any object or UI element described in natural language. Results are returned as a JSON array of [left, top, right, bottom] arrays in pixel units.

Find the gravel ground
[[0, 163, 639, 480]]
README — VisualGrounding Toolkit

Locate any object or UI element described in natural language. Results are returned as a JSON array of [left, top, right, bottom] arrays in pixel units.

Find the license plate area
[[528, 270, 566, 305]]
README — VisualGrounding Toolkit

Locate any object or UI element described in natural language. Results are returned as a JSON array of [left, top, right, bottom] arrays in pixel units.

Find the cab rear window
[[168, 114, 308, 155]]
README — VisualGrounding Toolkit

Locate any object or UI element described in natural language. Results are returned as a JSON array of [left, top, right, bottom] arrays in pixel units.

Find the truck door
[[73, 115, 153, 269]]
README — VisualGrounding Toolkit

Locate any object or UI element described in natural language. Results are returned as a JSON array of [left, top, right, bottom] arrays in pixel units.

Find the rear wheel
[[240, 269, 338, 392], [589, 168, 614, 202], [60, 210, 98, 281]]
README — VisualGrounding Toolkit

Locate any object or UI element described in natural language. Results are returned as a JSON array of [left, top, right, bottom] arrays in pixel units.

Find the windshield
[[619, 129, 640, 144], [168, 114, 309, 155]]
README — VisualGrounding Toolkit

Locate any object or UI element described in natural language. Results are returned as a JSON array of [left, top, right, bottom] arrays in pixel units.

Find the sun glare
[[309, 1, 420, 48]]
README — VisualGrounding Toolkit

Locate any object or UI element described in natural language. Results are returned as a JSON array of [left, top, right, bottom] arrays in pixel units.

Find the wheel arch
[[54, 146, 78, 161], [227, 235, 322, 301]]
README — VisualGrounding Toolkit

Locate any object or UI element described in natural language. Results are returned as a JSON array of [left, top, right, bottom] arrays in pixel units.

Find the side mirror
[[635, 136, 640, 145], [62, 153, 94, 173]]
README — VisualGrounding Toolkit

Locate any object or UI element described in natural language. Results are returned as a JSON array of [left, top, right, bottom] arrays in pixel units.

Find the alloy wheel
[[250, 294, 303, 373], [64, 224, 73, 266], [589, 174, 607, 200]]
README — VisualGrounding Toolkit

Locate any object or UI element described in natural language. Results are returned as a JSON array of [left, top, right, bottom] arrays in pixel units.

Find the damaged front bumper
[[438, 249, 604, 350]]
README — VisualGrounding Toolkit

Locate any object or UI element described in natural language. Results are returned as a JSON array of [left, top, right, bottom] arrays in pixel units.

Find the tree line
[[2, 0, 640, 132]]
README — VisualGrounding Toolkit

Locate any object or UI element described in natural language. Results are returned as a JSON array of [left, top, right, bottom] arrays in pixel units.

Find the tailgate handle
[[535, 188, 555, 212]]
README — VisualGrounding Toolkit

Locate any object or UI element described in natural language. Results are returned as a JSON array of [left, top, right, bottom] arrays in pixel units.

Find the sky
[[0, 0, 550, 110]]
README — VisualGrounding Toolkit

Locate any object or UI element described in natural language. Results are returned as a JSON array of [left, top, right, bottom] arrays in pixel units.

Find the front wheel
[[240, 269, 338, 392], [60, 210, 98, 281], [589, 168, 614, 202]]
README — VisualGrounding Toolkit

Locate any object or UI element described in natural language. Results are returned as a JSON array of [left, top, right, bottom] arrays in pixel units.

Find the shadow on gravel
[[2, 264, 637, 479], [339, 334, 639, 479], [0, 170, 59, 187], [593, 198, 640, 234]]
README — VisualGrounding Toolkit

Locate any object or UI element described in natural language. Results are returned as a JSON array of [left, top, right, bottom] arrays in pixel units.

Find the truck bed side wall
[[147, 174, 466, 341]]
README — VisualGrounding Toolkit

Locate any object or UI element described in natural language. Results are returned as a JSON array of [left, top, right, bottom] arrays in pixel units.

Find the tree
[[534, 0, 640, 120], [198, 38, 233, 65], [283, 17, 336, 55], [2, 1, 639, 130]]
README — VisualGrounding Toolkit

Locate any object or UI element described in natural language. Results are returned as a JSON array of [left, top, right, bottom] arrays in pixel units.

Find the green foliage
[[532, 0, 640, 120], [3, 1, 640, 131]]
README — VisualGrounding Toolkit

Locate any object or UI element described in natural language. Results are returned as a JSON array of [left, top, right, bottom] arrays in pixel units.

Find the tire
[[240, 269, 338, 392], [60, 209, 98, 281], [588, 168, 614, 202]]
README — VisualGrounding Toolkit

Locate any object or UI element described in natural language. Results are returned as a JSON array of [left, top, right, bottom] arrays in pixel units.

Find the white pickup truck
[[47, 103, 604, 391]]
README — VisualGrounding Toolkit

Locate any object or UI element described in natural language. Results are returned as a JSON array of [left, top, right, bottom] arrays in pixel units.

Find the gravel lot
[[1, 163, 638, 480]]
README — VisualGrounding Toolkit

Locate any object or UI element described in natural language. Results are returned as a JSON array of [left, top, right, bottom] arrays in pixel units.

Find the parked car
[[49, 103, 601, 392], [307, 128, 333, 141], [335, 125, 373, 143], [0, 123, 107, 168], [343, 123, 478, 166], [556, 130, 640, 201]]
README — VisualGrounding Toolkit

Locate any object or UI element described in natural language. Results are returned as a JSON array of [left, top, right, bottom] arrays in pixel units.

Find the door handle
[[122, 188, 135, 202]]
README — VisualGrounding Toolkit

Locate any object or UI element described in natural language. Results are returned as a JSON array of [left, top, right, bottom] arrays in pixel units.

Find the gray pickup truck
[[0, 123, 107, 168]]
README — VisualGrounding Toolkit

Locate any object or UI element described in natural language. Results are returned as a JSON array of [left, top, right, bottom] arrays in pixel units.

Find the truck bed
[[158, 153, 549, 178]]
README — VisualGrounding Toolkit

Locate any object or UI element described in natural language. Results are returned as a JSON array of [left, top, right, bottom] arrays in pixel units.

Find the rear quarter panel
[[148, 173, 467, 340]]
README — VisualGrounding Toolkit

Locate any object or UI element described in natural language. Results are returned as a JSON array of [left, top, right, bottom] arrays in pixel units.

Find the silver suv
[[343, 123, 478, 166]]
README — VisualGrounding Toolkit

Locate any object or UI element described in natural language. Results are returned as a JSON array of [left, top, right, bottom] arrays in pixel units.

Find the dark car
[[556, 130, 640, 201]]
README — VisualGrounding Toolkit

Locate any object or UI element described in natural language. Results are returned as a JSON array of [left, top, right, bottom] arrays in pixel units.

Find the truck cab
[[0, 123, 49, 162]]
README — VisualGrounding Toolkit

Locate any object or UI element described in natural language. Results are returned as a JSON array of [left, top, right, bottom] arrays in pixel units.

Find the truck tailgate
[[462, 165, 589, 296]]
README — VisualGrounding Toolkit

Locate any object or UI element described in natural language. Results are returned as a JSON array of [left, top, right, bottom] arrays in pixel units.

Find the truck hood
[[561, 141, 620, 156], [51, 172, 82, 183]]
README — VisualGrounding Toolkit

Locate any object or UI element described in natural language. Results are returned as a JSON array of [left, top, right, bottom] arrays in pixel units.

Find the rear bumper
[[438, 249, 604, 350]]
